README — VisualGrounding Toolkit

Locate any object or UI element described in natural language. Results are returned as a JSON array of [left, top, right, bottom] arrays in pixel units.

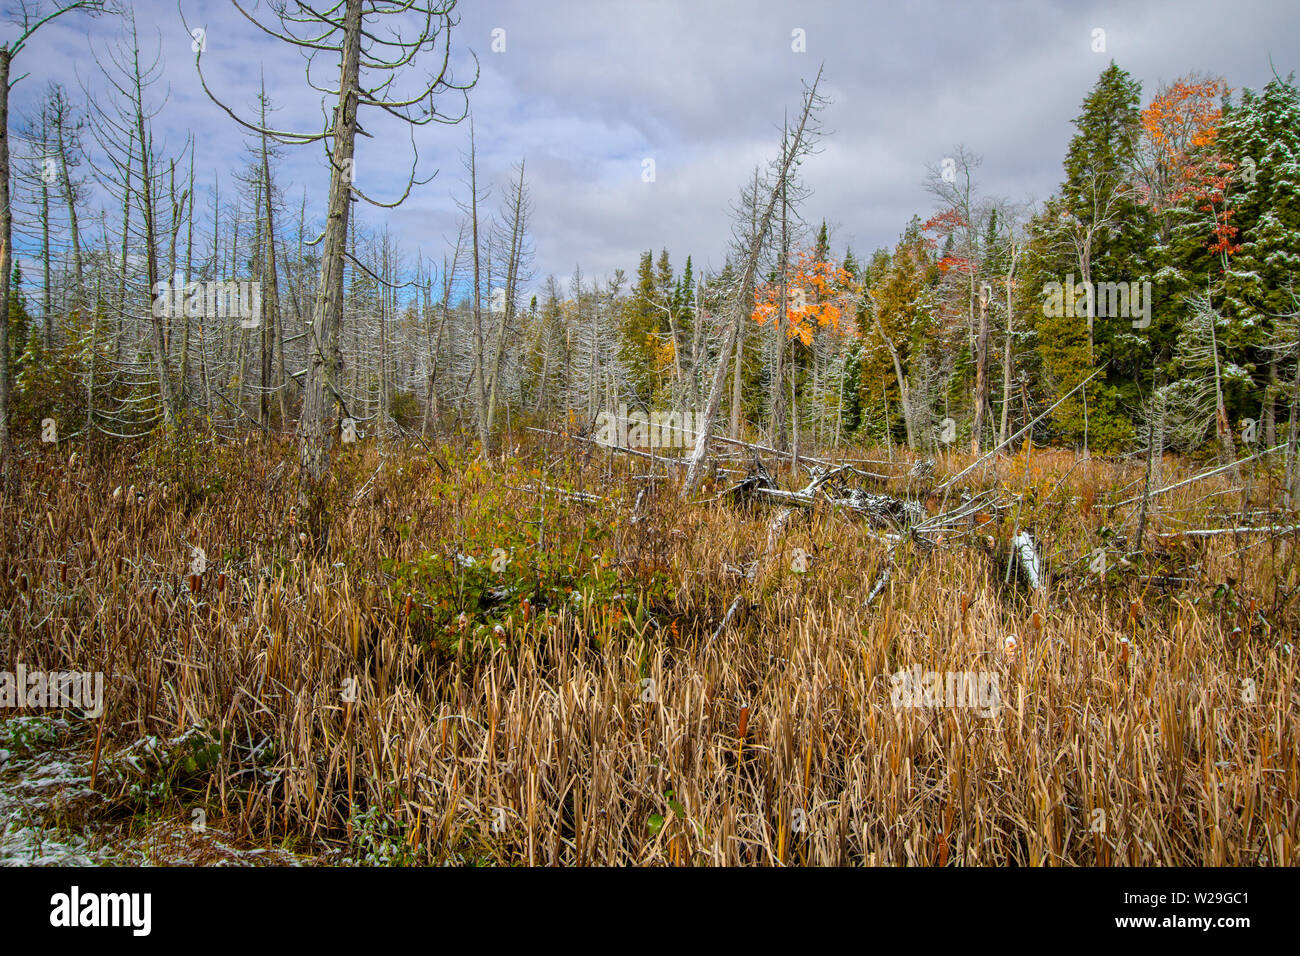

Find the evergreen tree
[[1221, 76, 1300, 327], [1033, 62, 1152, 450], [619, 250, 660, 406]]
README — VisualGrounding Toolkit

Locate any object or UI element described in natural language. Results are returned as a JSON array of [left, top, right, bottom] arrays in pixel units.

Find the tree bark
[[0, 50, 13, 486], [684, 69, 823, 496], [971, 283, 989, 454], [998, 242, 1017, 446], [300, 0, 362, 480]]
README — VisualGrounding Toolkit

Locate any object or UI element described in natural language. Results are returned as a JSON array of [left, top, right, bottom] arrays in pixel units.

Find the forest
[[0, 0, 1296, 871]]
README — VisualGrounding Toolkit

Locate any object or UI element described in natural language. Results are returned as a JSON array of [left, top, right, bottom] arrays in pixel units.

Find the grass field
[[1, 431, 1296, 865]]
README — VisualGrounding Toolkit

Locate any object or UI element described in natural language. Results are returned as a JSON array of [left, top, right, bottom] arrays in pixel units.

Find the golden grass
[[1, 432, 1296, 865]]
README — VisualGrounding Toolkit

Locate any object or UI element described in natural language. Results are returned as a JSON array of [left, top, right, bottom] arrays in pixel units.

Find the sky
[[7, 0, 1299, 301]]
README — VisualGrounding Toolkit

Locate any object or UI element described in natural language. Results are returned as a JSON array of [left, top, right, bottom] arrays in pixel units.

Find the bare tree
[[484, 160, 531, 442], [47, 82, 86, 302], [0, 0, 104, 485], [1180, 293, 1241, 478], [993, 210, 1024, 446], [85, 12, 186, 428], [457, 115, 489, 450], [925, 146, 983, 356], [1048, 179, 1134, 365], [193, 0, 475, 480], [683, 66, 826, 497]]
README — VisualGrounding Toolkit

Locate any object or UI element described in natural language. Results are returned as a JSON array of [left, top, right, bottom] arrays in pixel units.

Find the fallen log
[[1154, 523, 1300, 538], [865, 558, 892, 605], [1110, 444, 1286, 508], [526, 426, 691, 468]]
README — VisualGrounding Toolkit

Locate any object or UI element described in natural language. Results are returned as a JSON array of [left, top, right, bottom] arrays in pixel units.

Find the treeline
[[3, 15, 1298, 473]]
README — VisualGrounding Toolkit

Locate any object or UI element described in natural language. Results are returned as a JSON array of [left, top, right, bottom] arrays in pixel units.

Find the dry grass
[[1, 431, 1297, 865]]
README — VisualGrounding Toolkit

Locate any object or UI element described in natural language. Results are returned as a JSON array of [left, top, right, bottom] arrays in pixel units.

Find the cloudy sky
[[9, 0, 1298, 298]]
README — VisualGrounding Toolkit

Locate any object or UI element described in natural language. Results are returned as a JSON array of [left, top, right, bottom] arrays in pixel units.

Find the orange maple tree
[[1138, 77, 1242, 256], [751, 250, 858, 346]]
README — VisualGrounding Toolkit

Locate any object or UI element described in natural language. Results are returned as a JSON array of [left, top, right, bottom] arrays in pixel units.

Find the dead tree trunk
[[997, 241, 1017, 446], [300, 0, 362, 479], [486, 161, 527, 438], [971, 282, 990, 455], [684, 67, 824, 497], [0, 49, 12, 485]]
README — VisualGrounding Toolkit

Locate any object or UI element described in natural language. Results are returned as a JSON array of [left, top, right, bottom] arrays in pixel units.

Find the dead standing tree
[[0, 0, 105, 487], [484, 159, 532, 442], [86, 13, 187, 429], [192, 0, 474, 480], [683, 66, 826, 497]]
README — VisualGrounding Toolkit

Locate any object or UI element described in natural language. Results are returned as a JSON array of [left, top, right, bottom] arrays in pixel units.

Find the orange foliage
[[751, 249, 858, 346], [1140, 78, 1226, 186], [1139, 77, 1242, 257], [922, 209, 975, 275]]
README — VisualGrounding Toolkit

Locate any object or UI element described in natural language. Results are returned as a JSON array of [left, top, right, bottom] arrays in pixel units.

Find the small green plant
[[345, 793, 425, 866]]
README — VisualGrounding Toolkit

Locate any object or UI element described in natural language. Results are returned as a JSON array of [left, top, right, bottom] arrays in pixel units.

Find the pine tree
[[619, 250, 660, 406], [1217, 75, 1300, 439], [1221, 76, 1300, 327], [1032, 62, 1152, 451]]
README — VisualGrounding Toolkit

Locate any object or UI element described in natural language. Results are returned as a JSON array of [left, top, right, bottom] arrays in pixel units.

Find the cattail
[[217, 572, 227, 592], [298, 532, 308, 548], [737, 703, 750, 740], [1120, 637, 1130, 664], [1004, 634, 1018, 659]]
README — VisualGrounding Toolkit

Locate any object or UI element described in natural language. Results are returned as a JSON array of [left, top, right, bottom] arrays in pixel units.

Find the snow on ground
[[0, 714, 310, 866]]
